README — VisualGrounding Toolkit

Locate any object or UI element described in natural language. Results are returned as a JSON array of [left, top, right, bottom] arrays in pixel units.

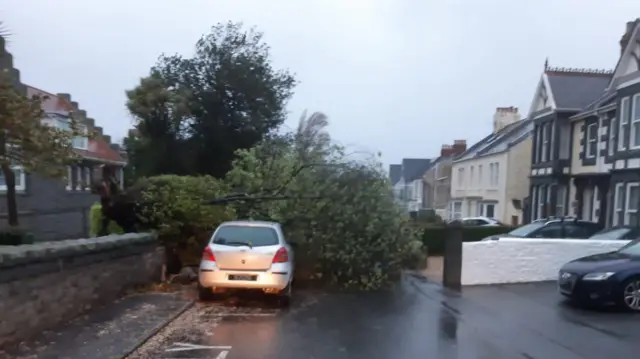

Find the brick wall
[[0, 233, 164, 348]]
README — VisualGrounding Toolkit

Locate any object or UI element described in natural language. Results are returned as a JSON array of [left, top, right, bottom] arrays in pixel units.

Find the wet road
[[128, 275, 640, 359]]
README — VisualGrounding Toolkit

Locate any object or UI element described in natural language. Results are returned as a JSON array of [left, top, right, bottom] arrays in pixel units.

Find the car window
[[618, 241, 640, 255], [529, 223, 563, 238], [563, 223, 593, 239], [590, 227, 633, 240], [508, 222, 545, 237], [212, 225, 279, 247], [463, 219, 484, 226]]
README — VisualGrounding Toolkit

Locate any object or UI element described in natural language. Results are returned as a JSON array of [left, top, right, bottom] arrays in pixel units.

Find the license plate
[[229, 275, 257, 281]]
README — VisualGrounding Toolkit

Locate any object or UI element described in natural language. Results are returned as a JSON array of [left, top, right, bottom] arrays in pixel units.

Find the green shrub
[[0, 227, 35, 245], [137, 175, 236, 264], [422, 225, 514, 255], [89, 203, 125, 237]]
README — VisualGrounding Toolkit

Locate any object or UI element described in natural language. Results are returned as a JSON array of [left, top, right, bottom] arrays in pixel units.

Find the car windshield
[[508, 222, 545, 237], [589, 227, 632, 240], [212, 225, 279, 247], [618, 241, 640, 255]]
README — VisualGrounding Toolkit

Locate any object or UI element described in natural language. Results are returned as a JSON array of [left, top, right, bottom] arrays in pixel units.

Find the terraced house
[[449, 107, 532, 224], [529, 19, 640, 227]]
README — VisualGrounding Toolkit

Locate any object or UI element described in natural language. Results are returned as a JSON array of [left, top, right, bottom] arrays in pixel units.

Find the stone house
[[0, 38, 126, 241]]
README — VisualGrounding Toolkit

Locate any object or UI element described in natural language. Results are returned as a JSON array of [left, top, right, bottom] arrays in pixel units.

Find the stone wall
[[0, 233, 164, 348]]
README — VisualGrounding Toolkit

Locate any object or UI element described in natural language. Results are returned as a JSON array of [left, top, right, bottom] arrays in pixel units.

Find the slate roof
[[27, 86, 126, 164], [545, 71, 612, 110], [401, 158, 432, 182], [389, 164, 402, 185], [455, 119, 532, 162]]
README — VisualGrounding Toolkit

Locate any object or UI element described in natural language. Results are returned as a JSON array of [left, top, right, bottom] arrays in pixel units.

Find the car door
[[528, 223, 563, 238]]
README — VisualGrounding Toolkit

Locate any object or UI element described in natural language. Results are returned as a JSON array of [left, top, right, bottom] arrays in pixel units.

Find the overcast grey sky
[[3, 0, 640, 166]]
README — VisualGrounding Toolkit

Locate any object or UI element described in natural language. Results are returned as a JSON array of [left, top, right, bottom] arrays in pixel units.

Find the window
[[541, 123, 548, 161], [555, 185, 566, 216], [469, 166, 474, 186], [484, 203, 495, 218], [85, 167, 92, 191], [608, 117, 617, 156], [549, 122, 555, 159], [76, 167, 84, 190], [65, 166, 72, 190], [625, 183, 639, 226], [614, 183, 625, 225], [488, 162, 499, 186], [458, 168, 464, 186], [531, 186, 538, 221], [619, 97, 630, 150], [631, 94, 640, 148], [586, 122, 597, 158], [43, 115, 89, 150], [563, 223, 593, 239], [493, 163, 499, 186], [538, 185, 546, 218], [452, 201, 463, 219], [478, 165, 483, 186], [212, 225, 279, 247], [0, 165, 26, 191], [535, 125, 543, 163], [531, 223, 563, 238]]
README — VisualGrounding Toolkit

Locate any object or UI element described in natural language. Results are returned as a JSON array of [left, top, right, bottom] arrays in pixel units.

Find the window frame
[[614, 183, 625, 226], [541, 123, 549, 162], [586, 122, 598, 158], [555, 185, 566, 216], [630, 94, 640, 149], [0, 165, 26, 192], [457, 168, 464, 187], [452, 201, 463, 220], [478, 164, 483, 186], [619, 97, 630, 151], [608, 116, 617, 156], [625, 182, 639, 225]]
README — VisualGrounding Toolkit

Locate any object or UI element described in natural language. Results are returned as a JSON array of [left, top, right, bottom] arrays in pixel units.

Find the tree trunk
[[1, 163, 18, 226]]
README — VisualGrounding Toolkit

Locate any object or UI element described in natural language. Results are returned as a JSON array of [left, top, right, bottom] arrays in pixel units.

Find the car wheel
[[198, 283, 216, 302], [619, 277, 640, 312], [277, 282, 292, 308]]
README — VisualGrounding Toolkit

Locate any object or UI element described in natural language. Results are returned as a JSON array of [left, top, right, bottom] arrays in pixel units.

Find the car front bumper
[[558, 273, 616, 304]]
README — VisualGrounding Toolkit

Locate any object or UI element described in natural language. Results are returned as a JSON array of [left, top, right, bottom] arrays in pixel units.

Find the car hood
[[560, 251, 634, 275]]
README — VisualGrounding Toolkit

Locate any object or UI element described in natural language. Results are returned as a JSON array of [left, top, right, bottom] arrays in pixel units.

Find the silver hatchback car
[[198, 220, 295, 306]]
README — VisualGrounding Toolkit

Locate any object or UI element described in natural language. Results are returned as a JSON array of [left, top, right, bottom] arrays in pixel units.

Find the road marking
[[165, 342, 232, 351], [216, 351, 230, 359], [206, 312, 277, 317]]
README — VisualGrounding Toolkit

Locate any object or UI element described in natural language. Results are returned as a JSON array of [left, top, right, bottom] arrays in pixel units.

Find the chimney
[[493, 106, 521, 133], [620, 20, 637, 55], [441, 140, 467, 157]]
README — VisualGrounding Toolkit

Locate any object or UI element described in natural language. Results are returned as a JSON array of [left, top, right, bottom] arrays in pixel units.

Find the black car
[[588, 226, 640, 240], [558, 240, 640, 311], [481, 217, 604, 241]]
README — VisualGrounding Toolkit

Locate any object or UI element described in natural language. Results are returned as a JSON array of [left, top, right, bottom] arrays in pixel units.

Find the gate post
[[442, 220, 463, 290]]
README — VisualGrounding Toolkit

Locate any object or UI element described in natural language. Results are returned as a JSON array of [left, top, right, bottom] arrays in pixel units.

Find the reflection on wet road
[[128, 275, 640, 359]]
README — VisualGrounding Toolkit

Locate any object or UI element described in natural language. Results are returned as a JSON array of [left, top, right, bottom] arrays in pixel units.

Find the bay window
[[608, 117, 616, 156], [625, 183, 639, 226]]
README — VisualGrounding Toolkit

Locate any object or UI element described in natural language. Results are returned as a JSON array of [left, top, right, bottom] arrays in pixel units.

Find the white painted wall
[[461, 238, 631, 285]]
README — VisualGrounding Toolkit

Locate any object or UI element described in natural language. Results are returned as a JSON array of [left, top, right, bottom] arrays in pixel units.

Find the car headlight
[[582, 272, 615, 281]]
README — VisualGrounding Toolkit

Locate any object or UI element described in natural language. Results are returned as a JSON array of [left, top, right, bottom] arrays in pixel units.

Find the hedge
[[0, 227, 35, 245], [422, 225, 514, 255], [89, 203, 125, 237]]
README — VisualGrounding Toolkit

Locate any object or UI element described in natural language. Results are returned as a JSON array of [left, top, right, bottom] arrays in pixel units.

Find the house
[[422, 140, 467, 219], [389, 158, 433, 214], [564, 19, 640, 227], [0, 38, 126, 240], [449, 107, 533, 225]]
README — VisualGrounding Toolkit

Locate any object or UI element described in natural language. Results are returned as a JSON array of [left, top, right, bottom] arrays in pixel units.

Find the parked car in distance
[[588, 226, 640, 240], [459, 217, 504, 227], [558, 240, 640, 311], [198, 220, 295, 307], [480, 217, 603, 241]]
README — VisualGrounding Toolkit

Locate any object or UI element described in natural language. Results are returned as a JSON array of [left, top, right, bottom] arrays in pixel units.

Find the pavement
[[2, 275, 640, 359]]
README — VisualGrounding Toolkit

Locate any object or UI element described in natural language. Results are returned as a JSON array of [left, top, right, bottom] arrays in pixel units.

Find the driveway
[[3, 275, 639, 359]]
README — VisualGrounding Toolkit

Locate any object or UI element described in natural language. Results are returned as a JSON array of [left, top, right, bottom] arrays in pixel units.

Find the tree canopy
[[125, 21, 297, 180]]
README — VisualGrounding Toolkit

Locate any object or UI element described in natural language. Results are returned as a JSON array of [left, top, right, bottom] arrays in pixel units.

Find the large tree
[[126, 21, 296, 179]]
